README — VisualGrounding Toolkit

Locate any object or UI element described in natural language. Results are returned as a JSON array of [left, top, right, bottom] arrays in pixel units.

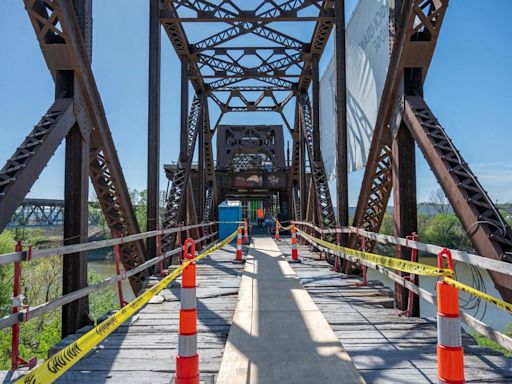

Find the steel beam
[[62, 124, 92, 336], [24, 0, 149, 294], [349, 0, 448, 252], [392, 121, 419, 315], [404, 96, 512, 303], [147, 0, 162, 259], [334, 0, 348, 243], [0, 100, 75, 232]]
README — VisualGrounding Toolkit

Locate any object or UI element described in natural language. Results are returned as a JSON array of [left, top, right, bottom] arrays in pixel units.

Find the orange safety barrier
[[234, 225, 245, 263], [176, 238, 199, 384], [437, 248, 464, 384], [289, 224, 301, 263], [275, 220, 280, 241]]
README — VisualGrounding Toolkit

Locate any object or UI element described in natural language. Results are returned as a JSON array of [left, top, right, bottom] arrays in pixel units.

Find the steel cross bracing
[[350, 0, 448, 251], [161, 95, 204, 256], [0, 0, 148, 293], [404, 96, 512, 302], [160, 0, 338, 240], [349, 0, 512, 302], [298, 93, 336, 230]]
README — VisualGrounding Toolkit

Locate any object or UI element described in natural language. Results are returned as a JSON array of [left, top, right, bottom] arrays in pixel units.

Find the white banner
[[320, 0, 390, 177]]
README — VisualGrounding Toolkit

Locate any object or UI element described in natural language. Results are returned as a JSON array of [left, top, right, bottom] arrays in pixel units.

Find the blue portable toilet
[[218, 200, 242, 241]]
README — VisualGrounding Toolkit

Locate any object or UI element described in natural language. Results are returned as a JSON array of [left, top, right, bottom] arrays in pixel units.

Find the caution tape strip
[[295, 228, 512, 314], [443, 277, 512, 314], [17, 231, 238, 384], [277, 222, 292, 231], [296, 228, 453, 277]]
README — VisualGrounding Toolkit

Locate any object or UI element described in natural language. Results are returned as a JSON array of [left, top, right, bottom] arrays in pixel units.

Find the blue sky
[[1, 1, 511, 206]]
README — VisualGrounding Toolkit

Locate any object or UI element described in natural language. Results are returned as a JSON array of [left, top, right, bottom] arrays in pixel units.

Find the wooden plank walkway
[[275, 237, 512, 384], [216, 237, 364, 384], [3, 235, 512, 383], [50, 243, 245, 383]]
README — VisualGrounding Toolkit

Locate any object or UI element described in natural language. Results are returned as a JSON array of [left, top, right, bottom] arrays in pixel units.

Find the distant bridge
[[6, 198, 101, 228]]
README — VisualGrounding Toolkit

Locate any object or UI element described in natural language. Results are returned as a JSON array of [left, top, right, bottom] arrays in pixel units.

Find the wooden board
[[276, 239, 512, 384]]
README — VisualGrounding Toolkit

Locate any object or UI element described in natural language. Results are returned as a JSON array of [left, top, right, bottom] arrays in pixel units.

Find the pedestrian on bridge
[[257, 208, 264, 228]]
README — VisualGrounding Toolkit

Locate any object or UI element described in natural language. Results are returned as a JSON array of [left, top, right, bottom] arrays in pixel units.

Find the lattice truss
[[160, 0, 337, 234], [160, 0, 335, 123]]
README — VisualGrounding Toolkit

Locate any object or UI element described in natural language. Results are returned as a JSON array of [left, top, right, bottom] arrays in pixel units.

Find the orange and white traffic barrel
[[275, 220, 280, 241], [176, 239, 199, 384], [233, 225, 244, 263], [437, 248, 464, 384], [289, 224, 301, 263]]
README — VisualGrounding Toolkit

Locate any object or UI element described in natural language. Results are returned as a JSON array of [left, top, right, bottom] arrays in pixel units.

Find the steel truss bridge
[[1, 1, 512, 381], [6, 199, 102, 228]]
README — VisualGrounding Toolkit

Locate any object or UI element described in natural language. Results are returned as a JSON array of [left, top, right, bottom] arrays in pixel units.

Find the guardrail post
[[437, 248, 464, 384], [11, 241, 36, 370], [178, 224, 183, 264], [330, 228, 342, 272], [176, 238, 199, 384], [202, 225, 206, 249], [157, 231, 166, 277], [402, 232, 418, 317], [355, 236, 368, 287], [113, 235, 126, 308], [244, 218, 249, 244]]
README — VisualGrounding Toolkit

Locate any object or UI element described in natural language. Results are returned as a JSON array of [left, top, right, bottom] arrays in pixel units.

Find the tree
[[429, 188, 451, 214]]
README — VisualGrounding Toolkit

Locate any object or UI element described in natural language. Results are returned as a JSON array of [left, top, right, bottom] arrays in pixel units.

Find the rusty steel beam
[[147, 0, 162, 259], [350, 0, 449, 251], [0, 100, 75, 232], [404, 96, 512, 303], [392, 121, 419, 315], [334, 0, 348, 242], [24, 0, 148, 294]]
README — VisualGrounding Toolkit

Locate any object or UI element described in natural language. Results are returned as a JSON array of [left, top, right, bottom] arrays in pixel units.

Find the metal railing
[[0, 222, 222, 330]]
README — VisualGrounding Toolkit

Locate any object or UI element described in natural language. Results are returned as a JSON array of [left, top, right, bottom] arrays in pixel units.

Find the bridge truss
[[1, 0, 512, 336], [159, 0, 342, 259]]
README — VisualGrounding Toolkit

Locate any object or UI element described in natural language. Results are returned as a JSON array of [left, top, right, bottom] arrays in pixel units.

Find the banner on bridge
[[320, 0, 390, 178]]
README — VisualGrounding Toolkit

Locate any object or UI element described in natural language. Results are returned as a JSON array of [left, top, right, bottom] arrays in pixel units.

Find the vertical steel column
[[62, 0, 92, 337], [298, 116, 307, 220], [180, 57, 189, 164], [335, 0, 349, 244], [392, 120, 419, 316], [198, 98, 205, 220], [147, 0, 161, 259], [311, 55, 321, 227], [311, 55, 321, 163]]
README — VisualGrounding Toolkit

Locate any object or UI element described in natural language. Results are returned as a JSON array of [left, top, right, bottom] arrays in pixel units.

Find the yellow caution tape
[[295, 228, 512, 314], [18, 231, 238, 384], [443, 277, 512, 314], [277, 222, 292, 231], [296, 228, 453, 277]]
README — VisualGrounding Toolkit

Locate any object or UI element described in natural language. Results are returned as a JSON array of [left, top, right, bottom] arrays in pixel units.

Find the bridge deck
[[51, 244, 245, 383], [216, 237, 364, 384], [276, 238, 512, 384], [4, 236, 512, 383]]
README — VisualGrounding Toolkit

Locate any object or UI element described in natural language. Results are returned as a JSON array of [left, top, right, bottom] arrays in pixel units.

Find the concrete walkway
[[217, 237, 364, 384]]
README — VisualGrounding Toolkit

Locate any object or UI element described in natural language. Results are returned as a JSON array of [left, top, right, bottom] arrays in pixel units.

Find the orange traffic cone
[[176, 239, 199, 384]]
